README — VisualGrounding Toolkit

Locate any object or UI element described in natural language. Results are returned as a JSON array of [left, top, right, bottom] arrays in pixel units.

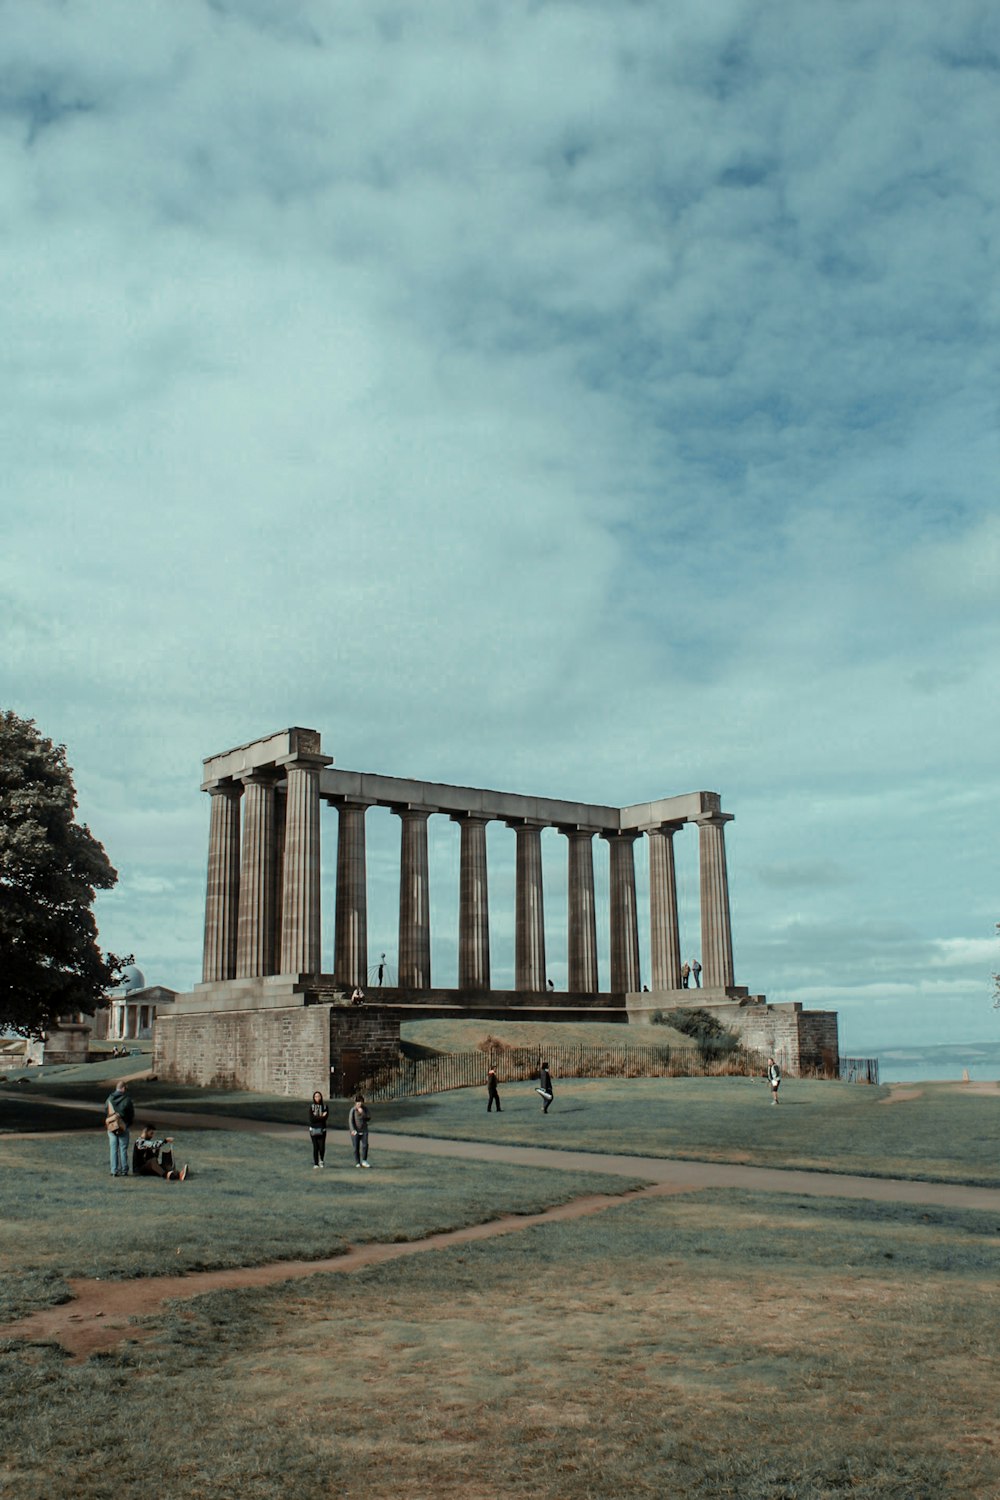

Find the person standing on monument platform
[[680, 962, 691, 988], [349, 1094, 371, 1166], [691, 959, 702, 988]]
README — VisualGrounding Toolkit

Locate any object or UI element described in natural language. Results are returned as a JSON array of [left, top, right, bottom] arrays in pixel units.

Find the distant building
[[93, 966, 177, 1044]]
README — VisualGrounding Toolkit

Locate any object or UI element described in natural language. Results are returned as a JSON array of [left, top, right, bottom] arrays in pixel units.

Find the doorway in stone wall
[[340, 1049, 363, 1097]]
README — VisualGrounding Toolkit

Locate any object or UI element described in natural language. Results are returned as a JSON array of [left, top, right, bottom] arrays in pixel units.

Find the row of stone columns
[[202, 758, 325, 984], [203, 774, 735, 993]]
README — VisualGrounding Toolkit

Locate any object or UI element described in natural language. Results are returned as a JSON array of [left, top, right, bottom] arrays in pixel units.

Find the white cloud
[[2, 1, 997, 1035]]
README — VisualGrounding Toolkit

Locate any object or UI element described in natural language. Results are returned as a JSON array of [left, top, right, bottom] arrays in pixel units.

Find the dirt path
[[0, 1181, 688, 1361], [7, 1093, 1000, 1363]]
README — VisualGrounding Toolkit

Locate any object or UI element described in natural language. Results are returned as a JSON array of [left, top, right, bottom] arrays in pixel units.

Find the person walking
[[349, 1094, 371, 1167], [767, 1057, 782, 1105], [691, 958, 702, 988], [536, 1061, 554, 1114], [486, 1066, 502, 1112], [104, 1079, 135, 1177], [309, 1090, 329, 1168], [680, 962, 691, 988]]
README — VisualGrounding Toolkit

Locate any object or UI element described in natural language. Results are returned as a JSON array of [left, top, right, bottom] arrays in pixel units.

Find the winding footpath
[[3, 1090, 999, 1361]]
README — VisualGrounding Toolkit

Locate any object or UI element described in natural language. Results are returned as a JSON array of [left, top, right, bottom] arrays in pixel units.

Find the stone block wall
[[624, 995, 840, 1076], [154, 1003, 332, 1097], [329, 1007, 402, 1098], [710, 1003, 839, 1075]]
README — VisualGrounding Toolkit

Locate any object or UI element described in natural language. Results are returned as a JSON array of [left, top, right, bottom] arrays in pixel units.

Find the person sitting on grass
[[133, 1125, 188, 1180]]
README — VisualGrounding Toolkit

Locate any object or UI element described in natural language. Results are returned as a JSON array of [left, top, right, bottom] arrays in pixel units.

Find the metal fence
[[838, 1056, 880, 1085]]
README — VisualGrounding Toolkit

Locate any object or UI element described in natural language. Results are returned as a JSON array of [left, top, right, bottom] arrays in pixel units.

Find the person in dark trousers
[[309, 1090, 329, 1167], [349, 1094, 371, 1166], [377, 955, 386, 986], [133, 1125, 187, 1180], [537, 1062, 554, 1113], [767, 1057, 782, 1105], [486, 1066, 502, 1112], [680, 962, 691, 988], [104, 1079, 135, 1177], [691, 959, 702, 988]]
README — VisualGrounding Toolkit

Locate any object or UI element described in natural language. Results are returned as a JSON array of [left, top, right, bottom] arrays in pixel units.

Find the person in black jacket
[[349, 1095, 371, 1167], [309, 1090, 329, 1167], [537, 1062, 554, 1114], [486, 1066, 502, 1112]]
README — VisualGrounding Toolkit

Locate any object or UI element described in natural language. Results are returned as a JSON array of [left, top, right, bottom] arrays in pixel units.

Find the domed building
[[105, 966, 176, 1044]]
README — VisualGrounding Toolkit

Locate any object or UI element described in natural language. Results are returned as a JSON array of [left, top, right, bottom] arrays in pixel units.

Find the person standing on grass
[[349, 1094, 371, 1167], [767, 1057, 782, 1105], [486, 1066, 502, 1112], [104, 1079, 135, 1177], [537, 1061, 554, 1114], [309, 1090, 329, 1168]]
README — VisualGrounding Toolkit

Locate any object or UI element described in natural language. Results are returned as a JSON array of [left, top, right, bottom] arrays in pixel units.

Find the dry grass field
[[3, 1076, 1000, 1498]]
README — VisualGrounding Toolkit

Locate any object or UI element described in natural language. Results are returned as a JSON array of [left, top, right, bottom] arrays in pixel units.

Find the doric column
[[604, 830, 641, 993], [236, 773, 276, 978], [279, 761, 324, 976], [647, 821, 683, 990], [333, 801, 369, 988], [202, 781, 242, 983], [454, 814, 491, 992], [696, 812, 735, 989], [561, 828, 599, 993], [396, 807, 431, 989], [509, 821, 546, 992]]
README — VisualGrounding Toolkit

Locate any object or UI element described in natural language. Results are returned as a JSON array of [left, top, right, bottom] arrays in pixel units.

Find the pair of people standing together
[[308, 1092, 371, 1168]]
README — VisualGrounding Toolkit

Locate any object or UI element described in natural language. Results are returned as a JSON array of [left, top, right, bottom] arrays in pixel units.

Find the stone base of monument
[[626, 993, 839, 1077], [154, 976, 839, 1092]]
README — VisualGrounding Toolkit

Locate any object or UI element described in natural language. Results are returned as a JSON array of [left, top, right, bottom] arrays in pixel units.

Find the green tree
[[0, 711, 129, 1034]]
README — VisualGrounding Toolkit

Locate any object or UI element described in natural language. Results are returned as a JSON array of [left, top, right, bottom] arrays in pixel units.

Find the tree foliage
[[0, 711, 129, 1034]]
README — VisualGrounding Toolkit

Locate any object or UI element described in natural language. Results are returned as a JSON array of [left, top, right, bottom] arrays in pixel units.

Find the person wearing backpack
[[104, 1079, 135, 1177]]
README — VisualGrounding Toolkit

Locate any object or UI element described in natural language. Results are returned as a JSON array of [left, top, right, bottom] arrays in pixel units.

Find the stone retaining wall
[[154, 1003, 332, 1097]]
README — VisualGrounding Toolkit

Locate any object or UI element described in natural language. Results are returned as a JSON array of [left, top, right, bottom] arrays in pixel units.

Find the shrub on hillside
[[653, 1007, 739, 1063]]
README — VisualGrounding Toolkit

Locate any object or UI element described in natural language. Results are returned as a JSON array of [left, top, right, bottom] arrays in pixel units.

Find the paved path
[[12, 1094, 1000, 1213]]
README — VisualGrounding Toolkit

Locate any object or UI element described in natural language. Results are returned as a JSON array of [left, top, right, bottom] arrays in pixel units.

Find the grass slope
[[0, 1125, 643, 1322], [399, 1017, 697, 1052], [2, 1189, 998, 1498], [373, 1075, 1000, 1186]]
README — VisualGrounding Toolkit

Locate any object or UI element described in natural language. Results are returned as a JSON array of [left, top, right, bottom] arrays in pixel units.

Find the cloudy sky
[[3, 0, 998, 1052]]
